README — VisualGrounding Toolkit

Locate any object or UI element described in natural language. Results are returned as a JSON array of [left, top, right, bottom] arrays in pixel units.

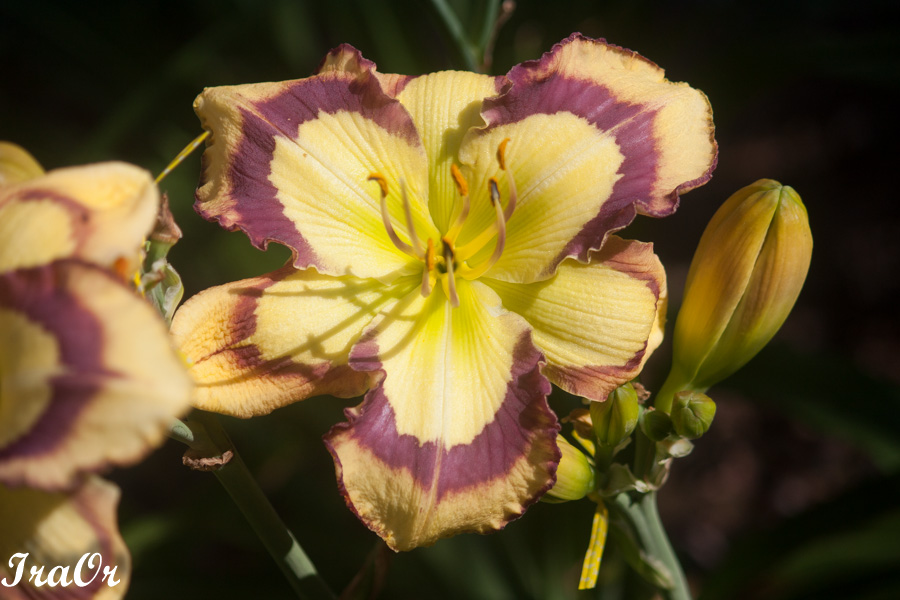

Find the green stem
[[427, 0, 479, 71], [172, 413, 336, 600], [477, 0, 500, 52], [476, 0, 501, 67], [653, 374, 681, 414], [635, 492, 692, 600], [632, 426, 655, 482]]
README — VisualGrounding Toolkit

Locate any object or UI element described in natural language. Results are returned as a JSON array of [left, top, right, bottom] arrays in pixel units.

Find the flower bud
[[0, 141, 44, 185], [545, 436, 595, 502], [658, 180, 812, 411], [640, 408, 673, 442], [670, 391, 716, 439], [590, 383, 640, 447]]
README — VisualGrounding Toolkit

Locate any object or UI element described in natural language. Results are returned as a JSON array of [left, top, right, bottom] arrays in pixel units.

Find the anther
[[425, 238, 436, 272], [497, 138, 510, 171], [451, 164, 469, 197], [368, 173, 389, 198], [445, 164, 471, 243]]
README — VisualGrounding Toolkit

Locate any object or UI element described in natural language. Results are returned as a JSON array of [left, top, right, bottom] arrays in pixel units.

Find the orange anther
[[426, 238, 436, 271], [450, 164, 469, 197], [497, 138, 511, 171], [368, 172, 389, 198]]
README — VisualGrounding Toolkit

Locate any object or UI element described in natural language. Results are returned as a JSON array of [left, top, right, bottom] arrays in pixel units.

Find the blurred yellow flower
[[0, 142, 193, 598]]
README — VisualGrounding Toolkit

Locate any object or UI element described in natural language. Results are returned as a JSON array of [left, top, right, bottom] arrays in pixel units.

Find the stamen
[[450, 164, 469, 196], [459, 179, 507, 280], [497, 137, 510, 171], [456, 177, 503, 261], [400, 179, 424, 259], [368, 172, 389, 198], [497, 138, 517, 221], [421, 238, 435, 297], [369, 173, 415, 257], [442, 239, 460, 307], [445, 164, 471, 243], [425, 238, 436, 272]]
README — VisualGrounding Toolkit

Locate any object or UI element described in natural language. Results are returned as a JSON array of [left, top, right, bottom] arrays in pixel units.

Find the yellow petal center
[[0, 308, 59, 448]]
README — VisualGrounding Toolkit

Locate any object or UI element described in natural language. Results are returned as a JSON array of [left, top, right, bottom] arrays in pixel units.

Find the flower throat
[[369, 138, 518, 307]]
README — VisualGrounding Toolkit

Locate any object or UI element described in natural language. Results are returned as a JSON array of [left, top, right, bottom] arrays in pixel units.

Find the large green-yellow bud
[[544, 436, 595, 502], [658, 180, 812, 411], [590, 383, 640, 447]]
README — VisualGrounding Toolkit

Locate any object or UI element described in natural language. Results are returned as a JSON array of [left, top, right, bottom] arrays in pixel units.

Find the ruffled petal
[[458, 33, 716, 283], [326, 280, 559, 551], [0, 476, 129, 599], [316, 43, 414, 99], [486, 237, 666, 401], [0, 163, 158, 273], [194, 54, 438, 282], [0, 261, 193, 490], [171, 266, 416, 418]]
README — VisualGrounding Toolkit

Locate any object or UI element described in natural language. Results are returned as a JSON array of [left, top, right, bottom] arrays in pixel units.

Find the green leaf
[[700, 471, 900, 600]]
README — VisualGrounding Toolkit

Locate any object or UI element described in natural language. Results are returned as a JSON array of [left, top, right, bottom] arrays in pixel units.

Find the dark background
[[2, 1, 899, 598]]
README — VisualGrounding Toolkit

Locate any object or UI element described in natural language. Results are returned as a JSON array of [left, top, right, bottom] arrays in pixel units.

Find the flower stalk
[[615, 492, 692, 600], [173, 412, 335, 600]]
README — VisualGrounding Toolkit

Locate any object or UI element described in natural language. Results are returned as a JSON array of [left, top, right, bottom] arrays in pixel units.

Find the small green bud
[[671, 391, 716, 439], [590, 383, 640, 447], [641, 408, 673, 442], [545, 436, 595, 502], [658, 180, 812, 411]]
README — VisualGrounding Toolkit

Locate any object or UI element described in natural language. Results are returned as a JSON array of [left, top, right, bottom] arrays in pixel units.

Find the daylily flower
[[0, 142, 193, 490], [0, 477, 130, 599], [171, 34, 716, 550], [0, 143, 193, 598]]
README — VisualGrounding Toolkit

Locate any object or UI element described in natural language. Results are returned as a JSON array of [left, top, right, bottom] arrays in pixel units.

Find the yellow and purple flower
[[0, 144, 192, 490], [171, 34, 716, 550], [0, 142, 193, 598]]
